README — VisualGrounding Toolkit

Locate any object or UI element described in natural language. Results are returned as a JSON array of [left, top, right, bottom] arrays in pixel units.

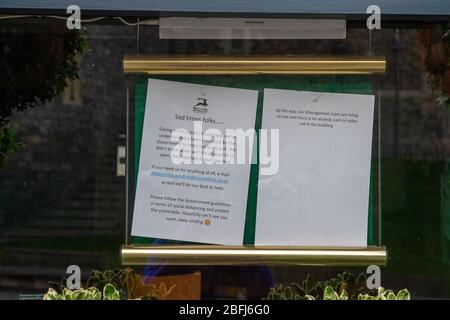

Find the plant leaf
[[396, 289, 411, 300], [43, 288, 63, 300], [103, 283, 120, 300]]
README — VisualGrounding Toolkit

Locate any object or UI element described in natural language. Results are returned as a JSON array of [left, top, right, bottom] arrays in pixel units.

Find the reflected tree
[[0, 21, 87, 166]]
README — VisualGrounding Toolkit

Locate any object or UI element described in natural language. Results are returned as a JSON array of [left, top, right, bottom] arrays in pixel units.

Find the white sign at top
[[159, 18, 346, 39]]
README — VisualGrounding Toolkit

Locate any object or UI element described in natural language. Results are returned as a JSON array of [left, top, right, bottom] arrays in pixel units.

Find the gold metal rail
[[123, 55, 386, 75], [122, 55, 386, 267], [121, 245, 387, 266]]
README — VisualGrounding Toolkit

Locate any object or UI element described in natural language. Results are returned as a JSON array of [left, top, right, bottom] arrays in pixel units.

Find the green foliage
[[305, 286, 410, 300], [49, 268, 135, 300], [102, 283, 121, 300], [85, 268, 176, 300], [0, 23, 87, 166], [263, 272, 367, 300], [44, 284, 128, 300], [263, 272, 411, 300], [0, 118, 23, 167], [86, 268, 133, 299], [43, 288, 64, 300], [358, 287, 411, 300], [48, 268, 173, 300], [305, 286, 349, 300], [323, 286, 349, 300]]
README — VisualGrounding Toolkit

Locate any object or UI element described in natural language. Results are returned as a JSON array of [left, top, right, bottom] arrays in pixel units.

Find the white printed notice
[[131, 79, 258, 245], [255, 89, 374, 246]]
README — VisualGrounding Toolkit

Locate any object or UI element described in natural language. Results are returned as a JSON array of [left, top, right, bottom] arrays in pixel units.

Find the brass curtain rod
[[121, 245, 387, 266], [123, 55, 386, 75]]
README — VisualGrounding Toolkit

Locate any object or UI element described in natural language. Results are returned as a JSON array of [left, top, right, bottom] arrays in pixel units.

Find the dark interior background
[[0, 18, 449, 299]]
